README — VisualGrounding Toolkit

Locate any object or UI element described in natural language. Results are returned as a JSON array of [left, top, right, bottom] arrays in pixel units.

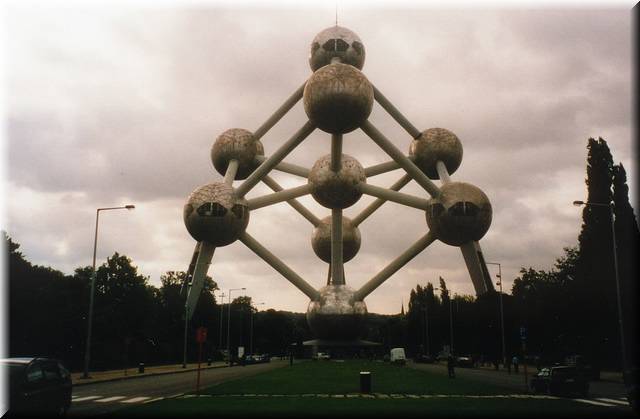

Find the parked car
[[390, 348, 406, 365], [414, 354, 435, 364], [2, 357, 72, 416], [313, 352, 330, 360], [456, 355, 475, 368], [530, 366, 589, 397]]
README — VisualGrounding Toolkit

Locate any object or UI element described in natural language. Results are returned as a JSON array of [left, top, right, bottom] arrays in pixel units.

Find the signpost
[[195, 327, 207, 394], [520, 326, 528, 391]]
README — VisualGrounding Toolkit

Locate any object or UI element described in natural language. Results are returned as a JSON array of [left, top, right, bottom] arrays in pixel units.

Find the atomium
[[181, 25, 496, 342]]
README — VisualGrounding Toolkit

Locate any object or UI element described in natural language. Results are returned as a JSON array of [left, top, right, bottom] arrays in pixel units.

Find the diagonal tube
[[247, 184, 312, 210], [180, 241, 201, 299], [364, 160, 401, 177], [224, 159, 239, 185], [361, 121, 440, 198], [358, 183, 430, 211], [354, 231, 436, 301], [372, 84, 422, 139], [330, 209, 344, 285], [253, 82, 306, 141], [436, 161, 451, 184], [255, 156, 310, 178], [185, 241, 216, 319], [460, 241, 495, 296], [236, 121, 315, 198], [261, 176, 320, 226], [239, 231, 320, 301], [352, 174, 412, 227]]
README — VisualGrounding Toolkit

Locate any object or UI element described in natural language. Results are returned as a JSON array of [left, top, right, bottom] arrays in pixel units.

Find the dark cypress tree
[[612, 163, 639, 371], [575, 137, 616, 368]]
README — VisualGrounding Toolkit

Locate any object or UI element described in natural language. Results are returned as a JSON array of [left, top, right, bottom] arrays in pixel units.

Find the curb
[[72, 364, 229, 387]]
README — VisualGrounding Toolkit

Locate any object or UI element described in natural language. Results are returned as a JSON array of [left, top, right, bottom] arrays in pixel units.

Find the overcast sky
[[1, 1, 636, 315]]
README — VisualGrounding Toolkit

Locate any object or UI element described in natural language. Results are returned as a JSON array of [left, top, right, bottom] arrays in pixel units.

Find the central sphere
[[183, 182, 250, 246], [306, 285, 367, 341], [311, 216, 361, 263], [425, 182, 492, 246], [308, 154, 366, 209], [303, 63, 374, 134]]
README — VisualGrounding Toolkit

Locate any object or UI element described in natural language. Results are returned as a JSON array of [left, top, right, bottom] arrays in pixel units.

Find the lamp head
[[573, 200, 585, 207], [125, 205, 136, 210]]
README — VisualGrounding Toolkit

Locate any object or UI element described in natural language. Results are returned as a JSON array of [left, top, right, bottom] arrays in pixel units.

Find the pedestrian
[[512, 355, 519, 374], [447, 354, 456, 378], [507, 358, 511, 374]]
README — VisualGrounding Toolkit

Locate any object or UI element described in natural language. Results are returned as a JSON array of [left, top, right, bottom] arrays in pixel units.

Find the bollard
[[360, 371, 371, 394], [138, 363, 145, 374], [208, 358, 212, 366]]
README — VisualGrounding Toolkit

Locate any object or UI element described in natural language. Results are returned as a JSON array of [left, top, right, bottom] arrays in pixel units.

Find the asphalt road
[[68, 360, 287, 417], [408, 361, 629, 399]]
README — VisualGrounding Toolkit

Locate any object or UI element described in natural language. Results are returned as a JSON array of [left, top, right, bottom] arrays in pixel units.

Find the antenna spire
[[335, 2, 338, 26]]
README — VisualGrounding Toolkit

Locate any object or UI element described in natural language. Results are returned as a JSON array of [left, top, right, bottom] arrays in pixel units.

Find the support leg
[[185, 241, 216, 320]]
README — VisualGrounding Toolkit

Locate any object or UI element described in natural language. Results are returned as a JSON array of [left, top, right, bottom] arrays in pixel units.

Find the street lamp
[[82, 205, 135, 379], [573, 200, 627, 380], [250, 302, 265, 355], [218, 291, 226, 351], [227, 287, 246, 364], [487, 262, 506, 368]]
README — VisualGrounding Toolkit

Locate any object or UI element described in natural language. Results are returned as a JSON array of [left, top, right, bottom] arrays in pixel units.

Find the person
[[447, 354, 456, 378], [507, 357, 511, 374], [512, 355, 519, 374]]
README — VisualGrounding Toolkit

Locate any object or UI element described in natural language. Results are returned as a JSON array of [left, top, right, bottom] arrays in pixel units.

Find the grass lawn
[[114, 360, 630, 418]]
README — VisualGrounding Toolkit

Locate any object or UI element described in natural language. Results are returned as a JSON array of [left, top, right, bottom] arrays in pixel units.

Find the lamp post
[[487, 262, 506, 367], [250, 302, 265, 355], [82, 205, 135, 379], [573, 200, 627, 380], [422, 303, 430, 356], [227, 287, 246, 364], [218, 292, 226, 351]]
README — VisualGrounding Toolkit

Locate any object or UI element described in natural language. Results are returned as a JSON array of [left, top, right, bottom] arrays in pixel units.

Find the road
[[68, 360, 287, 417], [409, 361, 631, 408]]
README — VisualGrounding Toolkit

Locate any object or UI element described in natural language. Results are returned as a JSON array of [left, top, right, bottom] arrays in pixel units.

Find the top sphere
[[211, 128, 264, 180], [309, 26, 365, 71], [409, 128, 463, 180]]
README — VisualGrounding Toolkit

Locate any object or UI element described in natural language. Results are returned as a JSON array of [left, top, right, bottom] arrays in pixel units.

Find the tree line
[[4, 137, 637, 373]]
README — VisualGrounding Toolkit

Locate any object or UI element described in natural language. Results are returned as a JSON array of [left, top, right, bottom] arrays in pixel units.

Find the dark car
[[456, 355, 475, 368], [530, 366, 589, 397], [2, 357, 72, 416], [414, 354, 435, 364]]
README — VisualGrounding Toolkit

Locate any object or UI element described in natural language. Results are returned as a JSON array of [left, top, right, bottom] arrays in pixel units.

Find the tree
[[612, 163, 639, 369]]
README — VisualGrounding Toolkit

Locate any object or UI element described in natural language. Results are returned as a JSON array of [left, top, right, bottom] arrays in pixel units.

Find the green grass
[[112, 361, 631, 418], [202, 360, 512, 395]]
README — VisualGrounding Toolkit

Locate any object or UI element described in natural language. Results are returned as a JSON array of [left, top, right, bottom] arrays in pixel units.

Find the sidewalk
[[71, 361, 228, 386], [473, 363, 624, 383]]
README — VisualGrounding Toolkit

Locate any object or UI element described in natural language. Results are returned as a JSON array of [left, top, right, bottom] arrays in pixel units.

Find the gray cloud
[[3, 4, 633, 314]]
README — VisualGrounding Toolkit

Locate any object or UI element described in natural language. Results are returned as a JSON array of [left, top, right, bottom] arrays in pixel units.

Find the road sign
[[196, 327, 208, 343]]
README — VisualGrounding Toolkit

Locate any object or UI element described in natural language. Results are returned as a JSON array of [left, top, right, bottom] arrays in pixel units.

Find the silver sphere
[[211, 128, 264, 180], [425, 182, 492, 246], [409, 128, 463, 179], [309, 26, 366, 71], [183, 182, 250, 246], [306, 285, 367, 340], [308, 154, 366, 209], [303, 63, 374, 134], [311, 216, 361, 263]]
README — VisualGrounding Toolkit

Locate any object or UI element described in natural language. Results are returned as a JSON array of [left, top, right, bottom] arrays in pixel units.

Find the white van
[[390, 348, 406, 365]]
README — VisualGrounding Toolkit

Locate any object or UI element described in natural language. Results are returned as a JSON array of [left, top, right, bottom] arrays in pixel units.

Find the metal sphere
[[425, 182, 492, 246], [308, 154, 366, 209], [211, 128, 264, 180], [303, 63, 374, 134], [183, 182, 250, 246], [409, 128, 463, 179], [311, 216, 361, 263], [306, 285, 367, 340], [309, 26, 366, 71]]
